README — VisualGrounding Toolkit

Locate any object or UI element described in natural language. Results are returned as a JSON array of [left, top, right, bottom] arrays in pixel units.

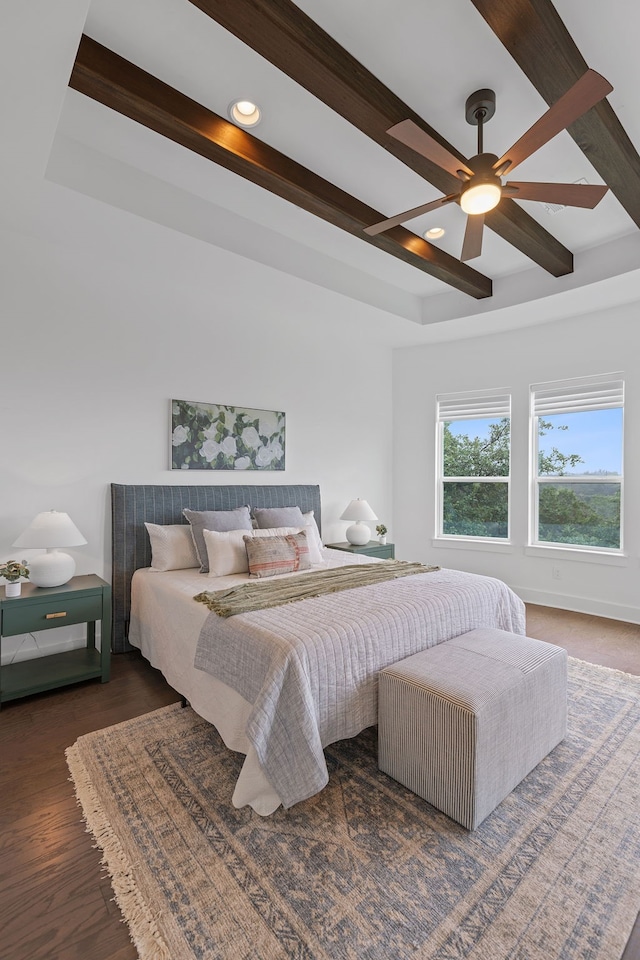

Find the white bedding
[[129, 549, 377, 814], [129, 549, 526, 814]]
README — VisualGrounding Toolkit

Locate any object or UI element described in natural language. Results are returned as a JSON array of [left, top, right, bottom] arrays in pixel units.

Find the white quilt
[[129, 550, 525, 813], [194, 563, 526, 808]]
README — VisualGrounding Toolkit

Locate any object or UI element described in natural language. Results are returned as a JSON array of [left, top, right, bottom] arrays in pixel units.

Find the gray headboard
[[110, 483, 321, 653]]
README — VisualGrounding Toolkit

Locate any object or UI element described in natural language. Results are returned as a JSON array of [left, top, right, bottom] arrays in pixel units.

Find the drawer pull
[[45, 611, 67, 620]]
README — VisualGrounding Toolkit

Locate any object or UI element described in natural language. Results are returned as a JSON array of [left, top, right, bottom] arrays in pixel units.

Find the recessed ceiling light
[[425, 227, 445, 240], [228, 100, 262, 127]]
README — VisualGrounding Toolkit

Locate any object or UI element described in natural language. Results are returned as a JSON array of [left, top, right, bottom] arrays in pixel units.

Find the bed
[[112, 483, 526, 815]]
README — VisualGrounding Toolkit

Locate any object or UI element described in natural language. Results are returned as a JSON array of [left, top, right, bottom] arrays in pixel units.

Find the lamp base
[[345, 522, 370, 546], [28, 550, 76, 588]]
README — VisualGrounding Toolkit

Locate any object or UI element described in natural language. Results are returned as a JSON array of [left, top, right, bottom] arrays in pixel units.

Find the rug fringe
[[65, 743, 171, 960], [568, 655, 640, 683]]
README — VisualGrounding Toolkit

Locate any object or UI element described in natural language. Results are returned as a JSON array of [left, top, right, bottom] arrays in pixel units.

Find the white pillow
[[145, 523, 200, 572], [254, 521, 322, 563], [301, 511, 324, 564], [252, 525, 302, 539], [204, 526, 308, 578], [204, 528, 251, 577]]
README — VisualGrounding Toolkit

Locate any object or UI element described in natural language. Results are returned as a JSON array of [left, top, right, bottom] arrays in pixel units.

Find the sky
[[539, 409, 622, 474], [448, 408, 623, 475]]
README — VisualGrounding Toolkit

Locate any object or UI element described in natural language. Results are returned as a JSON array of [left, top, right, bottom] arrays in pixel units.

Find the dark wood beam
[[470, 0, 640, 230], [70, 35, 491, 300], [187, 0, 574, 277]]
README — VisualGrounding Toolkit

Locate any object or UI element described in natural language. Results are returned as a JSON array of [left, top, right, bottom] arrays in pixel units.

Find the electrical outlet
[[552, 565, 561, 580]]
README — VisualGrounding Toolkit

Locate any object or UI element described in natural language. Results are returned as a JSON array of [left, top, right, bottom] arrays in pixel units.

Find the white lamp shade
[[13, 511, 87, 587], [340, 499, 378, 523], [13, 511, 87, 549], [340, 499, 377, 546]]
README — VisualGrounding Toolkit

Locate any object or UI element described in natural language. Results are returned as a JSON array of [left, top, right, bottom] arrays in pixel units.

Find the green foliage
[[0, 560, 30, 582], [442, 416, 620, 548], [538, 484, 620, 549], [443, 482, 508, 538], [375, 524, 387, 537], [443, 418, 509, 477]]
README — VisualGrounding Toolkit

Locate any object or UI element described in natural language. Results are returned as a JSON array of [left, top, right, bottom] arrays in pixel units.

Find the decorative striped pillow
[[243, 532, 311, 579]]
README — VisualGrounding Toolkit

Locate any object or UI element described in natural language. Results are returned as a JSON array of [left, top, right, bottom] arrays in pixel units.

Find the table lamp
[[13, 510, 87, 587], [340, 498, 377, 545]]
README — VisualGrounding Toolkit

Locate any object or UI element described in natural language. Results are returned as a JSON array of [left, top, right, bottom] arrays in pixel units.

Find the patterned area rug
[[66, 659, 639, 960]]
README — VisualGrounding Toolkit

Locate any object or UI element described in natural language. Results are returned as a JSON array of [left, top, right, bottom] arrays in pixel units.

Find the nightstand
[[0, 574, 111, 705], [327, 540, 395, 560]]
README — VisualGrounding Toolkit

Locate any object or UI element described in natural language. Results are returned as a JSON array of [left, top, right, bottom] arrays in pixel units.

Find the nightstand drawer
[[1, 594, 103, 637], [360, 543, 395, 559]]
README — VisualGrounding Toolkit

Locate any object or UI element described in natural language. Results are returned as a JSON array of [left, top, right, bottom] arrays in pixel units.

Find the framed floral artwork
[[170, 399, 286, 471]]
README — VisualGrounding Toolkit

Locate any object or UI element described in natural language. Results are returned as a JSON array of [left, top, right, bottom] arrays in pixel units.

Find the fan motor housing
[[467, 152, 500, 177]]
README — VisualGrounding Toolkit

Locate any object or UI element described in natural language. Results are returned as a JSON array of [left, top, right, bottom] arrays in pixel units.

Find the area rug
[[66, 659, 640, 960]]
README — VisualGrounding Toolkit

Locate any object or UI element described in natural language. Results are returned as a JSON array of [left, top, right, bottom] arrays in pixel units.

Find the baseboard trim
[[514, 586, 640, 626], [1, 636, 90, 666]]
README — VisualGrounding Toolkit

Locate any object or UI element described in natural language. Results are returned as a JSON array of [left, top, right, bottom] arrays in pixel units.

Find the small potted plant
[[375, 524, 387, 545], [0, 560, 30, 598]]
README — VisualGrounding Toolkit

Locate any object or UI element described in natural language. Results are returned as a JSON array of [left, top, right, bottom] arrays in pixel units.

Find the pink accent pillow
[[244, 532, 311, 578]]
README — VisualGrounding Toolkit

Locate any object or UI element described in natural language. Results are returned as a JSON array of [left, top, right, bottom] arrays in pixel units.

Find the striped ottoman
[[378, 627, 567, 830]]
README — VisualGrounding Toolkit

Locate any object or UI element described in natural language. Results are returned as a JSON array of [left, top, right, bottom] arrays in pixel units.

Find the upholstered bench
[[378, 627, 567, 830]]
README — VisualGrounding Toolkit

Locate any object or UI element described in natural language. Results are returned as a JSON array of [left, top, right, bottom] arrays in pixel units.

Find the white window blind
[[532, 375, 624, 416], [437, 392, 511, 422]]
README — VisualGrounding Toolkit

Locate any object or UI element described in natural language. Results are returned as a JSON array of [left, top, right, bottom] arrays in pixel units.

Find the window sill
[[524, 545, 628, 566], [432, 538, 514, 554]]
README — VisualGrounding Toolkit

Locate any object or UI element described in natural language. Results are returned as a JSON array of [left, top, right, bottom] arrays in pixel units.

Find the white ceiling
[[3, 0, 640, 338]]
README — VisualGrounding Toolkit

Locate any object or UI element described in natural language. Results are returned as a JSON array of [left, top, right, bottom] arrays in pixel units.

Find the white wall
[[393, 303, 640, 623], [0, 185, 394, 661]]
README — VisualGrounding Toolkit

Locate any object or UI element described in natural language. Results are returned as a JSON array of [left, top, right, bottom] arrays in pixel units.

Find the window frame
[[435, 389, 512, 544], [529, 374, 624, 555]]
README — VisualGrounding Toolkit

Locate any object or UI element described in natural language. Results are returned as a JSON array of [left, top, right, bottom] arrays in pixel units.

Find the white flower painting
[[170, 399, 286, 471]]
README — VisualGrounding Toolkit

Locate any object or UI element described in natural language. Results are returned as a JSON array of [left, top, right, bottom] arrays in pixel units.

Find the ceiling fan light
[[460, 181, 502, 215]]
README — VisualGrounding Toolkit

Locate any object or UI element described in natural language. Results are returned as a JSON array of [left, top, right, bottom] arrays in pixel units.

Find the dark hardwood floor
[[0, 605, 638, 960]]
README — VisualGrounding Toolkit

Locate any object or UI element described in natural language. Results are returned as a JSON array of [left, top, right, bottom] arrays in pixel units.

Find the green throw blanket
[[194, 560, 439, 618]]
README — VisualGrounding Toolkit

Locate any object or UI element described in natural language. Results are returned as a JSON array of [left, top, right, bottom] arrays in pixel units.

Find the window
[[531, 375, 624, 551], [436, 391, 511, 540]]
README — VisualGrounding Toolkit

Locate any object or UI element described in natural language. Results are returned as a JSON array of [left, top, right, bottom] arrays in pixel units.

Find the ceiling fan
[[365, 69, 613, 262]]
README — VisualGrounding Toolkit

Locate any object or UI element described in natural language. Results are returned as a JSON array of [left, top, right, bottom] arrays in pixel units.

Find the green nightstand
[[327, 541, 395, 560], [0, 574, 111, 705]]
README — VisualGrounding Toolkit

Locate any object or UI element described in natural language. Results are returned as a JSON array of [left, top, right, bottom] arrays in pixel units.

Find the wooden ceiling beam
[[470, 0, 640, 229], [187, 0, 574, 277], [69, 36, 492, 299]]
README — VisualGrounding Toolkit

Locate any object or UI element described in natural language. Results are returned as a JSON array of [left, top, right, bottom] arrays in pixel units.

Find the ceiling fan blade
[[461, 214, 484, 261], [495, 69, 613, 174], [506, 181, 609, 209], [364, 194, 458, 236], [387, 120, 473, 179]]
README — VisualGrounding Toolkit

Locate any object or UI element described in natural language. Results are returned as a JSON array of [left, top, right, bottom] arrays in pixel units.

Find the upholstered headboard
[[110, 483, 321, 653]]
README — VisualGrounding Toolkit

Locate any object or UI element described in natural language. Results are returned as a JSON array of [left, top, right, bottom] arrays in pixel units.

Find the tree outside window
[[533, 398, 623, 550], [437, 392, 511, 540]]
